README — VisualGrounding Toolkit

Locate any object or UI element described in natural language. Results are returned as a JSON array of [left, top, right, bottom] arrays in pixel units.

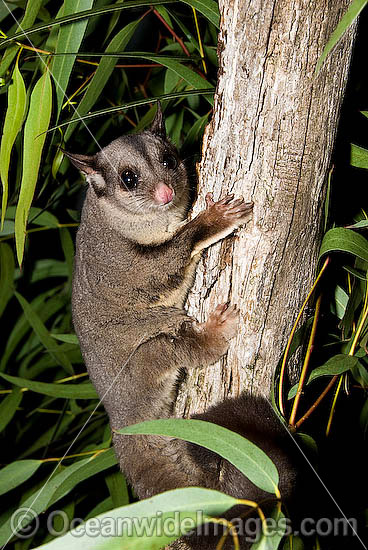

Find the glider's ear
[[149, 101, 166, 139], [62, 150, 106, 196], [61, 150, 96, 174]]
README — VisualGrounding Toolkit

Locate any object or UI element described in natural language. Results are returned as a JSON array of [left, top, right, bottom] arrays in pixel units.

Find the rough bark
[[175, 0, 356, 417]]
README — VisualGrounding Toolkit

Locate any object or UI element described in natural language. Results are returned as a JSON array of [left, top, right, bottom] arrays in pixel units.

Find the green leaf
[[182, 112, 208, 149], [0, 220, 15, 236], [295, 433, 318, 458], [350, 143, 368, 169], [0, 243, 14, 317], [346, 219, 368, 229], [352, 362, 368, 387], [0, 0, 44, 76], [53, 52, 213, 102], [251, 506, 285, 550], [319, 227, 368, 264], [182, 0, 219, 27], [59, 227, 74, 282], [105, 470, 129, 508], [155, 5, 173, 26], [15, 70, 53, 266], [0, 388, 22, 432], [29, 259, 69, 283], [288, 355, 358, 398], [48, 89, 215, 132], [0, 372, 98, 400], [0, 460, 42, 496], [52, 0, 94, 120], [143, 55, 213, 103], [15, 291, 74, 374], [308, 355, 359, 384], [164, 67, 182, 94], [0, 2, 16, 22], [29, 208, 59, 227], [51, 333, 79, 345], [166, 109, 184, 147], [49, 449, 117, 506], [0, 60, 27, 229], [118, 418, 279, 494], [0, 290, 65, 372], [0, 450, 117, 544], [64, 20, 140, 142], [333, 285, 349, 319], [32, 488, 235, 550], [315, 0, 368, 74], [0, 0, 219, 48], [343, 265, 368, 281]]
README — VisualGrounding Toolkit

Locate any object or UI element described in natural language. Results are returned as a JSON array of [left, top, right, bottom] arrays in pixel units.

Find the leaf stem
[[153, 8, 190, 56], [192, 8, 207, 73], [0, 222, 79, 242], [289, 294, 322, 428], [41, 447, 109, 463], [326, 278, 368, 435], [278, 258, 329, 417], [325, 375, 343, 436], [295, 375, 337, 429]]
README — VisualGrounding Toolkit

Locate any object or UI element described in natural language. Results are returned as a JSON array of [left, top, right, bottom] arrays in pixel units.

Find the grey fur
[[70, 111, 301, 548]]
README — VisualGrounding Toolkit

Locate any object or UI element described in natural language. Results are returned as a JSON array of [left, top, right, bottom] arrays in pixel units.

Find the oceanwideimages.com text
[[11, 507, 358, 543]]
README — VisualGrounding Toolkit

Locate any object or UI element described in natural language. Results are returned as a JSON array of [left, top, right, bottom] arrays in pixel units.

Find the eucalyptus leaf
[[15, 291, 74, 375], [251, 506, 285, 550], [0, 372, 97, 400], [332, 285, 349, 320], [50, 334, 79, 345], [316, 0, 368, 73], [29, 260, 69, 283], [118, 418, 279, 494], [0, 60, 27, 229], [0, 388, 22, 432], [308, 354, 358, 384], [319, 227, 368, 264], [0, 0, 219, 48], [0, 289, 64, 372], [346, 219, 368, 229], [15, 70, 52, 266], [51, 0, 94, 120], [288, 355, 358, 399], [351, 143, 368, 169], [32, 488, 236, 550], [59, 228, 74, 283], [342, 265, 368, 281], [105, 470, 129, 508], [0, 450, 117, 544], [64, 20, 140, 142], [0, 460, 42, 497], [0, 0, 44, 76], [48, 89, 215, 132]]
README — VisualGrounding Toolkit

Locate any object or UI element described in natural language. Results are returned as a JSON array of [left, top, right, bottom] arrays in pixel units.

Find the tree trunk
[[174, 0, 356, 417]]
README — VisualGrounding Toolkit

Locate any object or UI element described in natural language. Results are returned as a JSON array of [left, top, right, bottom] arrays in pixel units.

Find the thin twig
[[278, 257, 329, 416], [289, 294, 322, 428], [153, 8, 190, 56], [295, 375, 338, 428]]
